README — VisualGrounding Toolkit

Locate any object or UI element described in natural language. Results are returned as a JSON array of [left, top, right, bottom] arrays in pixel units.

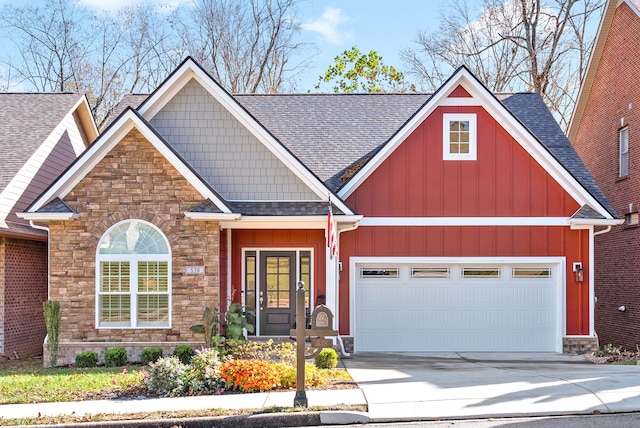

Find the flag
[[327, 201, 337, 258]]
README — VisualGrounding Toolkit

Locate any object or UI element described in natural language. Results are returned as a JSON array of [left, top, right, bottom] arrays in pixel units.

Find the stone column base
[[563, 337, 598, 354]]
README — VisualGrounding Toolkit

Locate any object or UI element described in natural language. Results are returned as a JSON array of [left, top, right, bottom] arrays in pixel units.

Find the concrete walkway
[[3, 353, 640, 425], [343, 352, 640, 422]]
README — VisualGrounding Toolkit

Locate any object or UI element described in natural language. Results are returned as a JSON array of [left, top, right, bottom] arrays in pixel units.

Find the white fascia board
[[28, 110, 231, 214], [339, 68, 613, 220], [568, 218, 624, 228], [16, 212, 79, 221], [219, 214, 362, 230], [184, 212, 242, 221], [359, 217, 571, 227], [137, 59, 353, 216], [70, 95, 99, 147]]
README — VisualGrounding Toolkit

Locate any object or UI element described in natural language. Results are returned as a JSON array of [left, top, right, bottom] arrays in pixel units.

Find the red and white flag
[[327, 201, 337, 258]]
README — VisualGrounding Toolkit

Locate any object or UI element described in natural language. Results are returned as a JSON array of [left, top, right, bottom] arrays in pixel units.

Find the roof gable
[[134, 57, 353, 215], [23, 108, 232, 216], [0, 94, 97, 231], [338, 66, 616, 220]]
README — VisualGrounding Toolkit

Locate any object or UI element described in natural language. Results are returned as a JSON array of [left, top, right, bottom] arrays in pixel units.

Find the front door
[[259, 251, 297, 335]]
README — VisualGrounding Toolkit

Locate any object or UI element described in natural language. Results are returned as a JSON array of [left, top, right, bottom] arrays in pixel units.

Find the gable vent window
[[443, 113, 477, 160], [620, 127, 629, 178]]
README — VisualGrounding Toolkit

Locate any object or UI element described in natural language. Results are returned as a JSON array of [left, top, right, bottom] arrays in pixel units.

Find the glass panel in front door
[[260, 251, 296, 335]]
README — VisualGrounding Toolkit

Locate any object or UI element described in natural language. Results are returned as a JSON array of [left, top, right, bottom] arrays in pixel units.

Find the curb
[[15, 411, 371, 428]]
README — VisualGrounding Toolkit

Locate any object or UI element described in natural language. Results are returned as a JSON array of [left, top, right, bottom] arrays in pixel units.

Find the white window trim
[[620, 126, 629, 178], [95, 220, 172, 329], [443, 113, 477, 160]]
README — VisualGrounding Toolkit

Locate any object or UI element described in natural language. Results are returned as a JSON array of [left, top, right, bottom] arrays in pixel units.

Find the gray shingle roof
[[500, 93, 616, 217], [572, 205, 606, 220], [235, 93, 430, 191], [0, 93, 84, 191], [39, 197, 76, 213], [109, 89, 615, 218]]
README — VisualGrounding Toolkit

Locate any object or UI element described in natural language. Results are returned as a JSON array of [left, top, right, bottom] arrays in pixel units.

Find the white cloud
[[301, 7, 351, 45]]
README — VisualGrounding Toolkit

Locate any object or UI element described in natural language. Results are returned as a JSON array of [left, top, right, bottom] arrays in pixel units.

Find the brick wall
[[572, 2, 640, 350], [0, 237, 4, 356], [1, 237, 48, 358], [48, 129, 220, 366]]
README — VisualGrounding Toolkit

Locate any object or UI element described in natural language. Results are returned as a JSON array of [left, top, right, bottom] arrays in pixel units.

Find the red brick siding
[[49, 129, 220, 349], [2, 238, 47, 358], [572, 2, 640, 350]]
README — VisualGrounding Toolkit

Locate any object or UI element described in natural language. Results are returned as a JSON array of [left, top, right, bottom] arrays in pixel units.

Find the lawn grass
[[0, 359, 146, 404], [0, 358, 355, 405]]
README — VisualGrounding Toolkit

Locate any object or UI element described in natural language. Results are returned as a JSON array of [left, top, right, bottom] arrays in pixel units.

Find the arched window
[[96, 220, 171, 328]]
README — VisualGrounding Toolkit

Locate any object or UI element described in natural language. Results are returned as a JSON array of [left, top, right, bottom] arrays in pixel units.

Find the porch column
[[325, 246, 339, 329]]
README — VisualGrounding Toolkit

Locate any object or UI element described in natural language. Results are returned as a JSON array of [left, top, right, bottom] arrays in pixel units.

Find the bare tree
[[401, 0, 604, 129], [0, 0, 95, 92], [170, 0, 309, 93]]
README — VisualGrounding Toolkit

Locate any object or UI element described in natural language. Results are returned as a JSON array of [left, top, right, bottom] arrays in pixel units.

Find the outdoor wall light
[[573, 262, 584, 283], [618, 306, 626, 312]]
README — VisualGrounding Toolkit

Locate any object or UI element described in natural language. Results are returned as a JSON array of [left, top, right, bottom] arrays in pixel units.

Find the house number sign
[[185, 266, 205, 274]]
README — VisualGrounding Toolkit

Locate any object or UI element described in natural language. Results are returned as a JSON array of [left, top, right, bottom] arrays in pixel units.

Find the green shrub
[[173, 345, 195, 364], [140, 347, 163, 365], [74, 351, 98, 368], [146, 356, 189, 397], [104, 347, 128, 367], [188, 348, 225, 394], [314, 348, 338, 369]]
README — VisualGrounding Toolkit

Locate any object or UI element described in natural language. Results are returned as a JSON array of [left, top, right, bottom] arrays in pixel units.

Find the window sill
[[616, 175, 630, 183]]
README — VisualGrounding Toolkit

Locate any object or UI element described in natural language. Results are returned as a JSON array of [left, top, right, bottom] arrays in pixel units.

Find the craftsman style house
[[569, 0, 640, 350], [20, 58, 618, 365], [0, 93, 97, 359]]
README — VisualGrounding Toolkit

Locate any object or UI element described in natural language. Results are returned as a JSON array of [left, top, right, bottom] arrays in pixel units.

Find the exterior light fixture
[[573, 262, 584, 283]]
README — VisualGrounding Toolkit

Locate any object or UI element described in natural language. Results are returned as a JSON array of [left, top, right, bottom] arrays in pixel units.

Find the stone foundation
[[563, 337, 598, 354]]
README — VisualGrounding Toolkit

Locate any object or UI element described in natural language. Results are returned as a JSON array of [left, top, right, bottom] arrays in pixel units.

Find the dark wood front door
[[259, 251, 296, 335]]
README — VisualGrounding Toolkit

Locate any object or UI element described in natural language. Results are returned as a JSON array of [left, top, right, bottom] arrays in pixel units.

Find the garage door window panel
[[360, 268, 399, 278], [512, 267, 551, 279], [462, 268, 501, 279], [411, 267, 450, 279]]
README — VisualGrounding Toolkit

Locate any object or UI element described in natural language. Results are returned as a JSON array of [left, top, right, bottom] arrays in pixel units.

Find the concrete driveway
[[343, 352, 640, 422]]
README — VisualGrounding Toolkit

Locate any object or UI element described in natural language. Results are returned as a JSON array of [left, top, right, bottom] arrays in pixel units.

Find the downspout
[[29, 221, 50, 299], [593, 225, 612, 236], [29, 220, 51, 353], [335, 222, 359, 357]]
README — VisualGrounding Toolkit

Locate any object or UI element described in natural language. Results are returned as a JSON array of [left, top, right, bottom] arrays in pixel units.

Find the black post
[[293, 281, 307, 407]]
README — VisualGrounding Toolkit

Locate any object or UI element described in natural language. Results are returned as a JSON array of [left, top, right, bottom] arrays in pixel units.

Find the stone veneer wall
[[47, 129, 219, 366], [563, 337, 598, 355]]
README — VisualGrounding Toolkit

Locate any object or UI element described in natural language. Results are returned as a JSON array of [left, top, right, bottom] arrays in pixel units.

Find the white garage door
[[354, 262, 561, 352]]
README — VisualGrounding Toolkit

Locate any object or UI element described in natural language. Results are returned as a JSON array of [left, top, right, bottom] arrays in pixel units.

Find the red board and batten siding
[[340, 105, 589, 336], [229, 229, 326, 307]]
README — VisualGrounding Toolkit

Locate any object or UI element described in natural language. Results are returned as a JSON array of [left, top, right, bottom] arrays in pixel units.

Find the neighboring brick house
[[0, 94, 97, 359], [569, 0, 640, 350], [21, 58, 618, 366]]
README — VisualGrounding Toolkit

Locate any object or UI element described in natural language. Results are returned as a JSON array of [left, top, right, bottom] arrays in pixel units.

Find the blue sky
[[76, 0, 466, 91], [293, 0, 456, 90]]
